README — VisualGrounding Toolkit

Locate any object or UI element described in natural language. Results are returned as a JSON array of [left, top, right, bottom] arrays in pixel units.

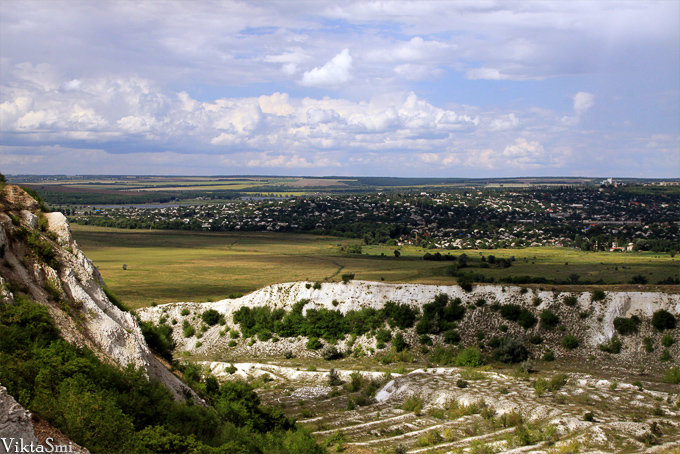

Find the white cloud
[[300, 49, 352, 87], [573, 92, 594, 116]]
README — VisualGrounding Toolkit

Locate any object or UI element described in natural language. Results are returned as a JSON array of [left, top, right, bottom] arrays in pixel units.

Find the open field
[[71, 225, 679, 308]]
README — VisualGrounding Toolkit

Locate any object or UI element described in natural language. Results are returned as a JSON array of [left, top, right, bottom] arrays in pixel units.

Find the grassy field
[[71, 225, 679, 309]]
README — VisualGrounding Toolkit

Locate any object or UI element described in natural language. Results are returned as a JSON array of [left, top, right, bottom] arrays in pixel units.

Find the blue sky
[[1, 0, 678, 177]]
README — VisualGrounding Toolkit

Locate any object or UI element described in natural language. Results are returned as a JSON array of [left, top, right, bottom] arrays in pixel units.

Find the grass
[[72, 225, 679, 309]]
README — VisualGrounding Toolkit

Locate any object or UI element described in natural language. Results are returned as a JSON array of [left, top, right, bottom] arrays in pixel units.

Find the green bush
[[613, 316, 640, 335], [182, 321, 195, 338], [306, 337, 323, 350], [376, 328, 392, 343], [392, 333, 407, 352], [499, 304, 536, 329], [663, 367, 680, 384], [140, 321, 175, 361], [591, 290, 606, 302], [652, 310, 676, 331], [493, 338, 529, 364], [341, 273, 355, 283], [201, 309, 222, 326], [542, 350, 555, 361], [443, 329, 461, 345], [455, 347, 484, 367], [539, 310, 559, 330], [561, 335, 579, 350], [661, 334, 675, 347], [599, 336, 622, 354], [563, 295, 578, 307]]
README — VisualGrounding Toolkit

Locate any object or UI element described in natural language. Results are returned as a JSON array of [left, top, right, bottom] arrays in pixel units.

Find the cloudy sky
[[1, 1, 678, 177]]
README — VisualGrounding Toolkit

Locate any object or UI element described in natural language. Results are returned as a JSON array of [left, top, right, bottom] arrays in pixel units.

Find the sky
[[0, 0, 678, 177]]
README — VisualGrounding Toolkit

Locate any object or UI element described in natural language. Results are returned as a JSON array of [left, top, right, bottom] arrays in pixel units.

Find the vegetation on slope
[[0, 293, 322, 454]]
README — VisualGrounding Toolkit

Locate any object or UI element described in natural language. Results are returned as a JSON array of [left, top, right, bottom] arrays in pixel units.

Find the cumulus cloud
[[300, 49, 352, 87]]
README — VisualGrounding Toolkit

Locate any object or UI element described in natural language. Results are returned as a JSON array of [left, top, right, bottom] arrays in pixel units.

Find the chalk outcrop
[[0, 185, 188, 399], [139, 280, 680, 368]]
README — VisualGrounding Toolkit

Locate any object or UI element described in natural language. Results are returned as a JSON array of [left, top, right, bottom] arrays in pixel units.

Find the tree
[[393, 250, 401, 258]]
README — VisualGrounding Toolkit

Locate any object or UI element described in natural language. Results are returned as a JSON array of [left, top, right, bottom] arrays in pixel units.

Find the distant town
[[67, 184, 678, 253]]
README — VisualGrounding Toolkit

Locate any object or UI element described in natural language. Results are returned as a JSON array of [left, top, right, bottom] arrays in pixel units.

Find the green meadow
[[71, 225, 679, 309]]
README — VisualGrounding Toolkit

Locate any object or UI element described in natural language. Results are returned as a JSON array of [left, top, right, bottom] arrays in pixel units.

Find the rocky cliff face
[[0, 185, 187, 399], [138, 280, 680, 370]]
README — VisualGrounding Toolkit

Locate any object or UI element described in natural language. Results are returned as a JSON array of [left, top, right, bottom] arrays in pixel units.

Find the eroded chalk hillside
[[0, 185, 188, 398], [138, 280, 680, 372]]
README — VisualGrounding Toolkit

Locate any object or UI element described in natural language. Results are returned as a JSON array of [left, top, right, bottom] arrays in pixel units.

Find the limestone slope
[[0, 185, 188, 399]]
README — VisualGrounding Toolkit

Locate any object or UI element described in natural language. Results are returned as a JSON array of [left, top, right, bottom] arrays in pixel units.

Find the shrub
[[584, 412, 594, 422], [419, 335, 432, 346], [139, 321, 175, 361], [661, 334, 675, 347], [529, 335, 543, 345], [306, 337, 323, 350], [182, 321, 195, 338], [659, 350, 671, 362], [475, 298, 486, 307], [532, 296, 542, 307], [458, 274, 473, 292], [443, 329, 461, 345], [228, 340, 237, 347], [599, 336, 622, 354], [652, 310, 676, 331], [643, 336, 654, 352], [614, 316, 640, 335], [543, 349, 555, 361], [499, 304, 536, 329], [341, 273, 355, 283], [180, 308, 190, 316], [201, 309, 222, 326], [561, 335, 579, 350], [456, 379, 468, 389], [401, 395, 423, 415], [493, 338, 529, 364], [376, 328, 392, 343], [591, 290, 606, 302], [563, 295, 578, 307], [663, 367, 680, 384], [455, 347, 484, 367], [539, 310, 559, 330], [313, 282, 322, 290], [392, 333, 407, 352], [257, 329, 272, 341], [321, 345, 342, 360]]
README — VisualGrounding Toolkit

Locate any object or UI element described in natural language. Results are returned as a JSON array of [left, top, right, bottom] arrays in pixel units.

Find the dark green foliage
[[499, 304, 536, 329], [383, 301, 418, 329], [233, 300, 417, 344], [457, 274, 473, 292], [651, 310, 676, 331], [543, 350, 555, 361], [321, 345, 342, 360], [529, 335, 543, 345], [376, 328, 392, 343], [539, 310, 559, 330], [392, 333, 407, 352], [613, 316, 640, 335], [182, 321, 195, 338], [561, 335, 579, 350], [630, 274, 648, 284], [419, 335, 432, 346], [341, 273, 355, 283], [140, 321, 175, 361], [416, 294, 465, 335], [443, 329, 461, 345], [563, 295, 578, 307], [0, 295, 320, 453], [201, 309, 222, 326], [312, 282, 322, 290], [306, 337, 322, 350], [456, 379, 468, 388], [591, 290, 606, 302], [599, 336, 622, 354], [661, 334, 675, 347], [493, 338, 529, 364]]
